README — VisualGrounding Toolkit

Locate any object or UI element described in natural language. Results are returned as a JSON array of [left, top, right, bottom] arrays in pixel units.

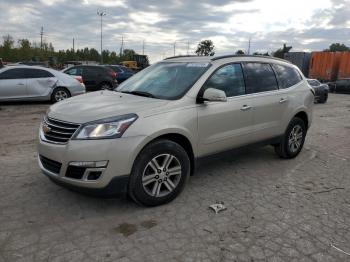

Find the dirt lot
[[0, 94, 350, 262]]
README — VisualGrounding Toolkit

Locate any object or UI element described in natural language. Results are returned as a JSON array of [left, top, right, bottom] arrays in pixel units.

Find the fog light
[[69, 161, 108, 168], [87, 171, 102, 180]]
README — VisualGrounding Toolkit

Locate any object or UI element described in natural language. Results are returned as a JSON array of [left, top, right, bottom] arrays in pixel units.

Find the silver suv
[[38, 55, 314, 206]]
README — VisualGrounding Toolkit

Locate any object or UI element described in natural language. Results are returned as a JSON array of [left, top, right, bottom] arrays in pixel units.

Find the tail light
[[109, 70, 117, 79], [74, 76, 83, 84], [74, 76, 85, 88]]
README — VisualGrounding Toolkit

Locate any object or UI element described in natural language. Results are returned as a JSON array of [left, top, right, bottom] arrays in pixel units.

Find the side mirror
[[202, 88, 227, 102]]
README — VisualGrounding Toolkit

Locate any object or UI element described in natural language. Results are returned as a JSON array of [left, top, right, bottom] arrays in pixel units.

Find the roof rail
[[164, 55, 199, 60], [211, 54, 291, 63]]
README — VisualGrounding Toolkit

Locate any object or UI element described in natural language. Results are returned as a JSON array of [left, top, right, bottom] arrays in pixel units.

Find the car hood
[[48, 90, 169, 123]]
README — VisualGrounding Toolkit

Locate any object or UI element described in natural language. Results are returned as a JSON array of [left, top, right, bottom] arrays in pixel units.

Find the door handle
[[279, 98, 288, 104], [17, 83, 25, 86], [240, 105, 252, 111]]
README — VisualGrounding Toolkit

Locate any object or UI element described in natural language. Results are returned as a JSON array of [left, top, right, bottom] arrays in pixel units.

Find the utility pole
[[40, 26, 44, 50], [97, 11, 106, 64], [120, 36, 124, 57], [248, 37, 251, 55], [72, 38, 75, 52], [187, 41, 190, 55], [173, 41, 176, 56], [142, 40, 145, 55]]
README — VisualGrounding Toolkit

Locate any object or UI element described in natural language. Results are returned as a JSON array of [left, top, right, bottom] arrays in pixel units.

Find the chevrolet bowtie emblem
[[42, 124, 51, 134]]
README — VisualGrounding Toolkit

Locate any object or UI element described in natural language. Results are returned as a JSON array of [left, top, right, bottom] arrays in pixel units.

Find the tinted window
[[202, 64, 245, 97], [109, 66, 122, 72], [273, 64, 302, 89], [0, 68, 27, 79], [24, 68, 54, 78], [65, 67, 82, 76], [243, 63, 278, 94], [84, 67, 99, 75]]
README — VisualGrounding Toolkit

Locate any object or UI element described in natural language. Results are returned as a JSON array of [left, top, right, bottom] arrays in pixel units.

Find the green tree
[[0, 34, 15, 61], [235, 50, 245, 55], [195, 40, 215, 56], [18, 39, 32, 61], [273, 43, 292, 59], [325, 43, 350, 52], [121, 49, 136, 61]]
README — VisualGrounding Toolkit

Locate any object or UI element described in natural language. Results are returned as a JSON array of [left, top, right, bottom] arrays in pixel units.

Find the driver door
[[197, 63, 255, 156]]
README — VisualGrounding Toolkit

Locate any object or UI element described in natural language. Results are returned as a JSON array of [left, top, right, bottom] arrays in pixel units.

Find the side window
[[65, 67, 82, 76], [84, 67, 98, 76], [113, 67, 122, 73], [0, 69, 27, 79], [24, 69, 54, 78], [273, 64, 302, 89], [243, 63, 278, 94], [202, 64, 245, 97]]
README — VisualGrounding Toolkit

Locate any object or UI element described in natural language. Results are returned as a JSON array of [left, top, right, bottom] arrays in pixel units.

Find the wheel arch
[[293, 111, 309, 130], [133, 132, 196, 176]]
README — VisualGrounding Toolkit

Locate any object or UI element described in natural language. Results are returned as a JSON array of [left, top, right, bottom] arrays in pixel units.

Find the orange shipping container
[[338, 52, 350, 79], [309, 51, 342, 81]]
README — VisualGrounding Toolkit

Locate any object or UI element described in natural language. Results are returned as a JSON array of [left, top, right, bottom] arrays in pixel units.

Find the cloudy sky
[[1, 0, 349, 62]]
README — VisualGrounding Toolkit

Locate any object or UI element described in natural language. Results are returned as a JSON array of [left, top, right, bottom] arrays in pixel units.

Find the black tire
[[51, 87, 70, 103], [128, 139, 190, 206], [274, 117, 306, 159], [99, 82, 113, 90], [319, 93, 328, 104]]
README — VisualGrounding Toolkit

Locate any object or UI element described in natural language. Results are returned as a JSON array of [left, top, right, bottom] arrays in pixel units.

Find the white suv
[[38, 55, 314, 206]]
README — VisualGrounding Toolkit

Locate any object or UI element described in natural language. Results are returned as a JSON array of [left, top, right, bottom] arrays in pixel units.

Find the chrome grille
[[42, 117, 80, 144]]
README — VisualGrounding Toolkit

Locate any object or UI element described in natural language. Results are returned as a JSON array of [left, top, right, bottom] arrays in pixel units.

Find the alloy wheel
[[54, 90, 68, 101], [288, 125, 303, 153], [142, 154, 182, 198]]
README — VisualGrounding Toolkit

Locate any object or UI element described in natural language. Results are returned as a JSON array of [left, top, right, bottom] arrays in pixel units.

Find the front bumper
[[38, 133, 146, 193]]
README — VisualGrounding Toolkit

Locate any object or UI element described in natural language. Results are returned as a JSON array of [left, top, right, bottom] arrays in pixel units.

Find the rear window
[[273, 64, 303, 89], [24, 68, 54, 78], [243, 63, 278, 94]]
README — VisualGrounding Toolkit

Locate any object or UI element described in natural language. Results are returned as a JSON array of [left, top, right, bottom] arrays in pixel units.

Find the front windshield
[[116, 62, 211, 100]]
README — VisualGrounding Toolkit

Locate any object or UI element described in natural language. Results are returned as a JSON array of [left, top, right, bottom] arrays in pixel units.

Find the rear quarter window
[[273, 64, 303, 89]]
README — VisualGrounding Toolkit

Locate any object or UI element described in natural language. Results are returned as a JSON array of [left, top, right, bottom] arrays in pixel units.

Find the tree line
[[0, 34, 138, 66], [1, 34, 349, 66]]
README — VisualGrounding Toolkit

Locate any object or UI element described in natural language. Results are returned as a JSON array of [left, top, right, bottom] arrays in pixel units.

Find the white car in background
[[0, 66, 85, 103]]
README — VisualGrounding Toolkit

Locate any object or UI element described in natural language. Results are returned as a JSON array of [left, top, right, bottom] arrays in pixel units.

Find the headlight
[[72, 114, 138, 140]]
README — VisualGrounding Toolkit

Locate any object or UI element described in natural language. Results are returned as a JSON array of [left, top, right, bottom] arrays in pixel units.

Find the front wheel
[[275, 117, 306, 159], [128, 139, 190, 206], [319, 93, 328, 103]]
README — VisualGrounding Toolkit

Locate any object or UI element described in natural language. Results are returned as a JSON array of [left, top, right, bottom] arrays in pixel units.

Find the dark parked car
[[333, 79, 350, 93], [63, 65, 117, 91], [307, 79, 329, 103], [106, 65, 134, 83]]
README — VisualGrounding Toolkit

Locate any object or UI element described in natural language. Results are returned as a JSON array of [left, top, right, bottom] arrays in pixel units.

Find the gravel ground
[[0, 94, 350, 262]]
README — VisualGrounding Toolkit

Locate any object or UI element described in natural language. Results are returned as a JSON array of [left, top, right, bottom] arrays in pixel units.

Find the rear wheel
[[275, 117, 306, 159], [51, 87, 70, 103], [128, 139, 190, 206]]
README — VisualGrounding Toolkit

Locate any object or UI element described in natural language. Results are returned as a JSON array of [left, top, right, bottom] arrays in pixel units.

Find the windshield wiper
[[121, 90, 157, 98]]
